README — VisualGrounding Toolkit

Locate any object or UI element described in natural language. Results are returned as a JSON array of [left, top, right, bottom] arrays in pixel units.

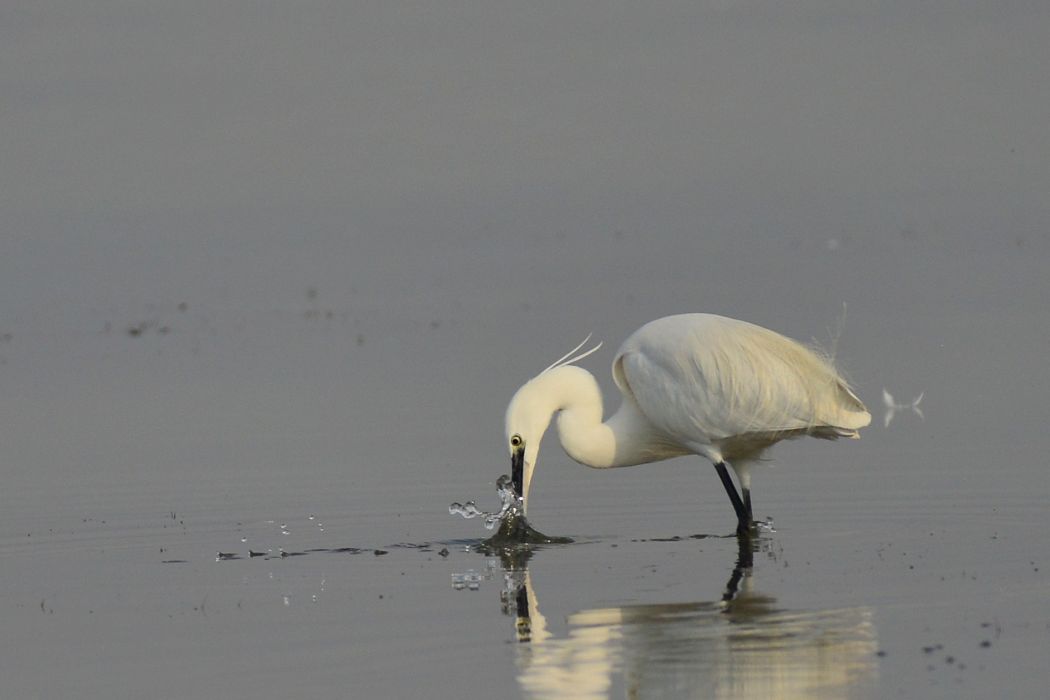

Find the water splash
[[755, 516, 776, 534], [449, 474, 521, 530], [449, 475, 572, 546], [451, 569, 485, 591]]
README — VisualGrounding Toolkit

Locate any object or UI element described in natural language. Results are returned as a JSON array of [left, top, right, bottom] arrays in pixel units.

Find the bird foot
[[737, 517, 776, 536]]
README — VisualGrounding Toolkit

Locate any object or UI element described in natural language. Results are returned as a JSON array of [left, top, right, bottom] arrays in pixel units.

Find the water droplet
[[756, 517, 776, 533], [451, 569, 487, 591], [449, 475, 523, 529]]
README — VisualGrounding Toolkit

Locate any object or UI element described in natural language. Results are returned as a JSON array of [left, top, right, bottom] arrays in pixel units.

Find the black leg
[[743, 488, 753, 522], [714, 462, 750, 534]]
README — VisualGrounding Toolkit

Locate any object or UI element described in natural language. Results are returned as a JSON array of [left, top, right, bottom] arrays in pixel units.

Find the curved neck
[[553, 373, 618, 468], [534, 367, 677, 469]]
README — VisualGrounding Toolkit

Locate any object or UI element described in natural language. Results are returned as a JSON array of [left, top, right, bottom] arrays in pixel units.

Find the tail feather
[[812, 425, 862, 440]]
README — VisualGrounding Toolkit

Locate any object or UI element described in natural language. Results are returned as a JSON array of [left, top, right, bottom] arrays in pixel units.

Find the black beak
[[511, 446, 525, 497]]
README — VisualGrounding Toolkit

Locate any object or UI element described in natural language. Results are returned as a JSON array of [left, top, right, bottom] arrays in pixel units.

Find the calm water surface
[[1, 301, 1046, 699]]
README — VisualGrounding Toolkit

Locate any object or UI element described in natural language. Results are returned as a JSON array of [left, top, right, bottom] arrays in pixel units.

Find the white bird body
[[504, 314, 871, 533]]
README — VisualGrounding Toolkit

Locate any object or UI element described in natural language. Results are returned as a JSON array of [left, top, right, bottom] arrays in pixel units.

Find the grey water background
[[2, 2, 1048, 698]]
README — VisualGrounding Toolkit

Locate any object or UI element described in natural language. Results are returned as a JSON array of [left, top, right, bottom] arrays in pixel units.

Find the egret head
[[504, 379, 552, 514], [504, 336, 603, 513]]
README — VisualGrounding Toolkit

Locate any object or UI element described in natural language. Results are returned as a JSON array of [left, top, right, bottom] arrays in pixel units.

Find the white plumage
[[504, 313, 870, 533]]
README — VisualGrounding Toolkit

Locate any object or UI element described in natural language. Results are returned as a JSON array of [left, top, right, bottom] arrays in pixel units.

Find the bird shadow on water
[[458, 532, 880, 699]]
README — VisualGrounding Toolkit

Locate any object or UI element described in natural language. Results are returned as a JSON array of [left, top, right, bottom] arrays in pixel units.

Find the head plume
[[539, 334, 603, 375]]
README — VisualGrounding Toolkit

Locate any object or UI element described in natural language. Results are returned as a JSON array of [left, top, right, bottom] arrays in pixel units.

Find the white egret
[[505, 314, 871, 534]]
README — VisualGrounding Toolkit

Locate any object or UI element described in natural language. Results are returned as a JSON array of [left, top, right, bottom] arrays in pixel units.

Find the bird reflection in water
[[479, 536, 878, 699], [882, 387, 925, 428]]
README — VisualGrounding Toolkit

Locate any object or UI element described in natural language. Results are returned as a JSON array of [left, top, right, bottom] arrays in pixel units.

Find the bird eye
[[510, 434, 523, 448]]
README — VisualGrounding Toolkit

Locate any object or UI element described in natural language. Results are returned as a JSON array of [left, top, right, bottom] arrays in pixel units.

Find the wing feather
[[614, 314, 870, 449]]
